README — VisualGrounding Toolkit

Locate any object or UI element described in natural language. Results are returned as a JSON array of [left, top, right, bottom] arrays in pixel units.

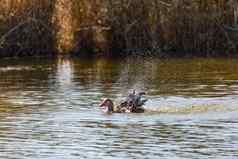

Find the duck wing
[[136, 99, 148, 107], [119, 92, 136, 107], [134, 92, 147, 107]]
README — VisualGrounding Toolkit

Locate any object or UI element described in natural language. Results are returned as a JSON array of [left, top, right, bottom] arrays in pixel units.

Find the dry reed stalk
[[0, 0, 238, 57]]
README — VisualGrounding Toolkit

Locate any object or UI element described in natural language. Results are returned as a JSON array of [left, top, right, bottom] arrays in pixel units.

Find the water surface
[[0, 57, 238, 159]]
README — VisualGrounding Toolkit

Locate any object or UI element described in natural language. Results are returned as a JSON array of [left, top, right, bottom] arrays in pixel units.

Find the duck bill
[[99, 100, 106, 107]]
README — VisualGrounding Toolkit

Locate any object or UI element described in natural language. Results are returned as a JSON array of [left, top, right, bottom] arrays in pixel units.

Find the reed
[[0, 0, 56, 57], [0, 0, 238, 57]]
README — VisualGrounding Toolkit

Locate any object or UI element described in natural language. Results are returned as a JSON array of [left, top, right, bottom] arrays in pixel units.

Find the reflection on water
[[0, 57, 238, 159]]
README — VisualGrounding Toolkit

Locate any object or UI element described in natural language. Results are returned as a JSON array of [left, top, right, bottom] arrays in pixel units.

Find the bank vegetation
[[0, 0, 238, 57]]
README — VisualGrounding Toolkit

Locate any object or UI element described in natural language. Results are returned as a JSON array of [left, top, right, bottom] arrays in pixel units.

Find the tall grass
[[0, 0, 56, 57], [0, 0, 238, 57], [108, 0, 238, 56]]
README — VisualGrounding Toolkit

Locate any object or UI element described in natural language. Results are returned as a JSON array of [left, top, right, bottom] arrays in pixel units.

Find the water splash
[[144, 97, 238, 114], [115, 58, 150, 97], [145, 104, 229, 114]]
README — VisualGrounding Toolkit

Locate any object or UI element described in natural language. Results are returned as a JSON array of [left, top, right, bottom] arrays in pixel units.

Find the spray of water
[[144, 97, 238, 114], [115, 58, 151, 98], [144, 104, 227, 114]]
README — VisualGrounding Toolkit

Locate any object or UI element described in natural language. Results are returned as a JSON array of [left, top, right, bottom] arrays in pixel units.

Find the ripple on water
[[0, 58, 238, 158]]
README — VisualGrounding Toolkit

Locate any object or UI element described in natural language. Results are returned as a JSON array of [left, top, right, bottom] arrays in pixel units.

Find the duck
[[99, 90, 148, 113]]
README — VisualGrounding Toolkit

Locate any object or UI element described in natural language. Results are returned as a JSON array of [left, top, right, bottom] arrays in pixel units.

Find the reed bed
[[0, 0, 238, 57]]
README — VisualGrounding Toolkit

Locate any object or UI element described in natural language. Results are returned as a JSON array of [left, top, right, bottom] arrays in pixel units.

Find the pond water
[[0, 57, 238, 159]]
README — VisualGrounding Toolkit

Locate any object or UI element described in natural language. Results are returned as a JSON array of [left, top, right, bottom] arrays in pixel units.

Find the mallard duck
[[99, 90, 147, 113]]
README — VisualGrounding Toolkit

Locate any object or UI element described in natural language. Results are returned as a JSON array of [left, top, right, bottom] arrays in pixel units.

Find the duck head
[[99, 98, 114, 113]]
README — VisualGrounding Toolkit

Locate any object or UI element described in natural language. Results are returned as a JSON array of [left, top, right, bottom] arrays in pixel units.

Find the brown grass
[[0, 0, 238, 57]]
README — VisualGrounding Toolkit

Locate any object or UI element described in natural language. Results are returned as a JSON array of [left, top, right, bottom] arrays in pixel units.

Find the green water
[[0, 57, 238, 159]]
